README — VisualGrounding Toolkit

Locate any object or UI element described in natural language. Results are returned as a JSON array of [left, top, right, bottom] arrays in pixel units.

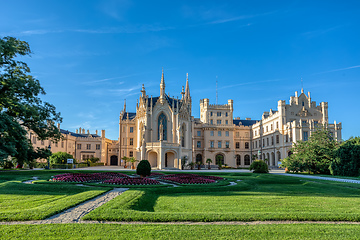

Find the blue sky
[[1, 0, 359, 140]]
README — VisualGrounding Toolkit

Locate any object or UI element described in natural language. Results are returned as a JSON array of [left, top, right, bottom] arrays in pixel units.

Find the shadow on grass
[[126, 174, 360, 214]]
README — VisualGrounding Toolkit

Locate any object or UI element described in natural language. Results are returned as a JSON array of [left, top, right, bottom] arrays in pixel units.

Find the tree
[[181, 156, 188, 170], [282, 127, 338, 174], [0, 36, 62, 165], [330, 137, 360, 176], [216, 155, 223, 169], [121, 156, 128, 167], [128, 157, 139, 169], [49, 152, 74, 165], [136, 160, 151, 177], [206, 158, 212, 169]]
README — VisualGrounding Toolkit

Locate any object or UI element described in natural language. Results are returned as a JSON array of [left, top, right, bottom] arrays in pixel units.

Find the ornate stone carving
[[296, 106, 312, 117]]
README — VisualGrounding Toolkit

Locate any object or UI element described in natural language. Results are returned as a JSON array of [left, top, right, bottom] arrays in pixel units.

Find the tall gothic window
[[181, 123, 186, 147], [158, 113, 167, 141]]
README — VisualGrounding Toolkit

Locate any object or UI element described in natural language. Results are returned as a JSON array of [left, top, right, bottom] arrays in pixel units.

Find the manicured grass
[[0, 171, 111, 221], [84, 173, 360, 222], [1, 224, 360, 239], [286, 172, 360, 180]]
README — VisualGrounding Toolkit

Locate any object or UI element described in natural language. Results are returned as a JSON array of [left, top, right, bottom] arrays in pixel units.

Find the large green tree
[[282, 126, 338, 174], [330, 137, 360, 176], [0, 36, 62, 165]]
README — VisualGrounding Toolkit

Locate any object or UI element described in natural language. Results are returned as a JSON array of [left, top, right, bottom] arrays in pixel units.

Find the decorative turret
[[141, 84, 146, 98], [181, 86, 185, 99]]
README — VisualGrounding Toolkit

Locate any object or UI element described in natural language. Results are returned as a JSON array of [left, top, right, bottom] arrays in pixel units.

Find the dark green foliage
[[330, 137, 360, 176], [0, 36, 62, 165], [136, 160, 151, 177], [249, 160, 269, 173], [281, 127, 338, 174], [1, 160, 14, 169], [49, 152, 74, 164]]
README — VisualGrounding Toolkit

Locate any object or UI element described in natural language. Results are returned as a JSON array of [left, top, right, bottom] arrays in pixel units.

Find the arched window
[[181, 123, 186, 147], [236, 155, 241, 165], [245, 142, 249, 149], [196, 154, 202, 164], [244, 155, 250, 165], [158, 113, 167, 141]]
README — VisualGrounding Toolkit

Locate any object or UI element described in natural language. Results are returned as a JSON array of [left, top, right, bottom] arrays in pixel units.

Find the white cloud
[[312, 65, 360, 75]]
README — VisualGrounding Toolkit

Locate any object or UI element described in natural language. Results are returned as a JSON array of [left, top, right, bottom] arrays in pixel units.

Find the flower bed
[[150, 172, 165, 176], [103, 177, 160, 185], [160, 174, 223, 184], [50, 172, 222, 185], [51, 172, 129, 183]]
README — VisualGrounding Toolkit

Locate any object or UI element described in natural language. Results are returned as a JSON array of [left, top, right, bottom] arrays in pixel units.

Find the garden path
[[44, 187, 128, 223], [273, 173, 360, 184]]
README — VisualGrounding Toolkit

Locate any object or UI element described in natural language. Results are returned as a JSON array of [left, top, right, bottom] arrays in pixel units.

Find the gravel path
[[22, 176, 38, 184], [273, 173, 360, 184], [45, 188, 128, 223], [0, 187, 128, 225], [2, 220, 360, 226]]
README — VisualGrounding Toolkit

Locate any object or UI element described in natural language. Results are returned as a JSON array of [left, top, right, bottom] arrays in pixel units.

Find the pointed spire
[[185, 73, 190, 100], [123, 99, 126, 112], [161, 67, 165, 85], [181, 86, 185, 99], [160, 68, 165, 102]]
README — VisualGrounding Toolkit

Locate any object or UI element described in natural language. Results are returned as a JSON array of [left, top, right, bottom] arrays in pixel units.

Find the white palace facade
[[29, 71, 342, 169], [114, 71, 342, 169]]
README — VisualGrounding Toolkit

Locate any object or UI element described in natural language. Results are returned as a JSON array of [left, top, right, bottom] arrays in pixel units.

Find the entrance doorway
[[110, 155, 118, 166]]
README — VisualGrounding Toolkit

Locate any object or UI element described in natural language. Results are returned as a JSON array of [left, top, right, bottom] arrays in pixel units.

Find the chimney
[[76, 129, 78, 134], [101, 130, 105, 138], [87, 130, 90, 134], [57, 123, 60, 129], [82, 129, 85, 134], [96, 130, 98, 135]]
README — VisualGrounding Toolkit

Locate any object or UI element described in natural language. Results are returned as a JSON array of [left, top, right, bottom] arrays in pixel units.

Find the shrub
[[2, 160, 14, 169], [49, 152, 75, 164], [136, 160, 151, 177], [249, 160, 269, 173]]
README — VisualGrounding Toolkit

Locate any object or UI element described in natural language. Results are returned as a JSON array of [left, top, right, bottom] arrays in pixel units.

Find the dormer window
[[302, 102, 305, 106]]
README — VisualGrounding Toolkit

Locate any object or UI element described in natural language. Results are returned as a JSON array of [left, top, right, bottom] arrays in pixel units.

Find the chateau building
[[29, 71, 342, 169], [116, 71, 342, 169], [28, 125, 112, 162], [117, 70, 192, 168]]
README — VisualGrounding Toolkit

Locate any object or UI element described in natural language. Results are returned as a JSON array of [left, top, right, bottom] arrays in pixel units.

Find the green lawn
[[84, 173, 360, 222], [1, 224, 360, 240], [0, 170, 111, 221]]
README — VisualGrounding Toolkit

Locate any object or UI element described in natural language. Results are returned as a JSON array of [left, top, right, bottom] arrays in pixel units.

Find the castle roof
[[147, 95, 183, 109], [121, 112, 136, 121], [60, 129, 100, 138], [233, 119, 259, 126]]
